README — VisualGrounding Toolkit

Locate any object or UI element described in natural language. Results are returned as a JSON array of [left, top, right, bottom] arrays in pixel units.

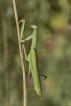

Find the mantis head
[[30, 25, 37, 29]]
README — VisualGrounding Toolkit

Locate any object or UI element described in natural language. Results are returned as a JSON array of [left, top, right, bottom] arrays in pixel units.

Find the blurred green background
[[0, 0, 71, 106]]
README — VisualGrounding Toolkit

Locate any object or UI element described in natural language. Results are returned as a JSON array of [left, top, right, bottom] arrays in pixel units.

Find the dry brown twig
[[12, 0, 27, 106]]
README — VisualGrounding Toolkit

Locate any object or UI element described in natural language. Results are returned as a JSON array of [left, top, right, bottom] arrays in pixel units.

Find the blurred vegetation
[[0, 0, 71, 106]]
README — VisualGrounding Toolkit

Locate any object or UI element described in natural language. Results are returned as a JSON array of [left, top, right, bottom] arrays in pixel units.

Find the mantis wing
[[29, 48, 42, 98]]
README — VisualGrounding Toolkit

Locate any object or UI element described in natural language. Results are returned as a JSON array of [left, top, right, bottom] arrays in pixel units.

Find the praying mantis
[[19, 19, 47, 99]]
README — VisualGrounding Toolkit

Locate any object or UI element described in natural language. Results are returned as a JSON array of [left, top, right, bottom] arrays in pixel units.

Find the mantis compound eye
[[30, 25, 37, 28]]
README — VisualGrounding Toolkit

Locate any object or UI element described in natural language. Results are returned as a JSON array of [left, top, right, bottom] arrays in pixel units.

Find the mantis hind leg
[[39, 73, 47, 81], [27, 63, 34, 91], [27, 73, 47, 91], [26, 62, 31, 84]]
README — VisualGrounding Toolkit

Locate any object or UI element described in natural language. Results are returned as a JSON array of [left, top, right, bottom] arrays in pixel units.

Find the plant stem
[[12, 0, 27, 106]]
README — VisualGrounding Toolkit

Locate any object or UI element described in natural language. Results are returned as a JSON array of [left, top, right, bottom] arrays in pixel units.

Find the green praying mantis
[[19, 19, 47, 99]]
